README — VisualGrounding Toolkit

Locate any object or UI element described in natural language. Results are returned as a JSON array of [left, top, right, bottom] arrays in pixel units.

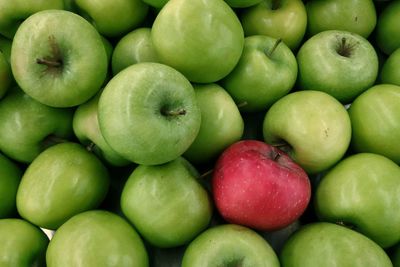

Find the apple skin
[[375, 0, 400, 55], [98, 62, 201, 166], [296, 30, 378, 104], [46, 210, 149, 267], [221, 35, 298, 112], [16, 142, 110, 230], [240, 0, 307, 50], [0, 88, 74, 163], [263, 90, 352, 174], [380, 48, 400, 86], [0, 153, 22, 218], [74, 0, 149, 38], [348, 84, 400, 164], [224, 0, 263, 8], [280, 222, 393, 267], [0, 219, 49, 267], [111, 27, 159, 75], [183, 83, 244, 165], [120, 157, 212, 248], [315, 153, 400, 248], [212, 140, 311, 231], [142, 0, 169, 9], [181, 224, 280, 267], [151, 0, 244, 83], [305, 0, 377, 38], [11, 9, 108, 108]]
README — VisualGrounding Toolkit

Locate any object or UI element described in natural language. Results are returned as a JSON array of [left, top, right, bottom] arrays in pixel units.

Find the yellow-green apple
[[375, 0, 400, 55], [0, 153, 22, 218]]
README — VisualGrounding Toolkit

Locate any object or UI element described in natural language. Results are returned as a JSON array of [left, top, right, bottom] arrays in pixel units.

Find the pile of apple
[[1, 0, 400, 266]]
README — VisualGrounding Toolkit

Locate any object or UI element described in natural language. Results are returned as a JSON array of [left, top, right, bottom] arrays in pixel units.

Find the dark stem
[[266, 38, 282, 58], [36, 35, 63, 70], [86, 142, 96, 153], [236, 101, 248, 108], [36, 58, 62, 67], [336, 37, 357, 58]]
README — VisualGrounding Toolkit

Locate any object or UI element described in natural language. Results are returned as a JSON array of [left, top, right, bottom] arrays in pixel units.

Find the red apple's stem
[[266, 38, 282, 57]]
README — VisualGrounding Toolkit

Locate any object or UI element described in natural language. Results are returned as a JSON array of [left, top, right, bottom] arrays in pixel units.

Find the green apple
[[46, 210, 148, 267], [0, 0, 64, 39], [74, 0, 149, 38], [280, 222, 392, 267], [16, 142, 110, 230], [375, 0, 400, 55], [98, 62, 201, 165], [221, 35, 297, 112], [111, 27, 158, 75], [348, 84, 400, 164], [11, 9, 108, 108], [224, 0, 263, 8], [306, 0, 377, 38], [72, 92, 130, 167], [181, 224, 280, 267], [183, 83, 244, 165], [151, 0, 244, 83], [142, 0, 169, 9], [0, 50, 12, 99], [121, 157, 212, 248], [0, 88, 74, 163], [0, 153, 22, 218], [263, 90, 352, 174], [0, 219, 49, 267], [380, 48, 400, 86], [296, 30, 379, 103], [240, 0, 307, 50], [315, 153, 400, 248]]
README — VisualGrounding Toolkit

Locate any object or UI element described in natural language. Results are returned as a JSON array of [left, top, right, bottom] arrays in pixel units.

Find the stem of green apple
[[161, 108, 186, 116], [266, 38, 282, 58]]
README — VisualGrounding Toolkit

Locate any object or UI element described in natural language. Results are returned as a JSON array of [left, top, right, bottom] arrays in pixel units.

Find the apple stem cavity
[[36, 35, 63, 72], [266, 38, 282, 58], [336, 37, 357, 58], [161, 107, 186, 117]]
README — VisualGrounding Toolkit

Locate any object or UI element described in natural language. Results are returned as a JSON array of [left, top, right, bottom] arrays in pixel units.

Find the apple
[[151, 0, 244, 83], [296, 30, 379, 104], [111, 27, 159, 75], [46, 210, 148, 267], [305, 0, 377, 38], [224, 0, 263, 8], [0, 0, 64, 39], [375, 0, 400, 55], [11, 9, 108, 108], [16, 142, 110, 230], [0, 218, 49, 267], [0, 88, 74, 163], [315, 152, 400, 248], [73, 0, 149, 38], [120, 157, 213, 248], [380, 48, 400, 86], [220, 35, 298, 112], [183, 83, 244, 165], [142, 0, 169, 9], [348, 84, 400, 164], [0, 50, 12, 99], [280, 222, 393, 266], [181, 224, 280, 267], [0, 153, 22, 218], [263, 90, 352, 174], [240, 0, 307, 50], [98, 62, 201, 166]]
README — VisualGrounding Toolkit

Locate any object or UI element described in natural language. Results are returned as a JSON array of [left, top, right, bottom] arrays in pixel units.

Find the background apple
[[375, 0, 400, 55], [224, 0, 263, 8], [380, 48, 400, 86], [0, 153, 22, 218]]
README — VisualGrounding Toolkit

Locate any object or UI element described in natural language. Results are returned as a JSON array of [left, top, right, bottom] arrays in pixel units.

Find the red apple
[[211, 140, 311, 231]]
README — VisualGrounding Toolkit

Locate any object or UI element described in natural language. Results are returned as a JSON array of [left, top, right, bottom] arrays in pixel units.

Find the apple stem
[[266, 38, 282, 57], [36, 58, 62, 67], [161, 108, 186, 116], [36, 35, 63, 70], [236, 101, 248, 108], [200, 169, 214, 179]]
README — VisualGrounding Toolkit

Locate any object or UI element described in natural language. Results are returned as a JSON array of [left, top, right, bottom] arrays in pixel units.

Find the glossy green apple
[[375, 0, 400, 55], [121, 157, 213, 248], [46, 210, 148, 267], [74, 0, 149, 38], [98, 62, 201, 165], [72, 92, 130, 167], [0, 88, 74, 163], [16, 142, 110, 230], [348, 84, 400, 164], [111, 27, 158, 75], [11, 9, 108, 107], [181, 224, 280, 267], [0, 153, 22, 218], [183, 83, 244, 165], [0, 219, 49, 267], [315, 153, 400, 248], [280, 222, 392, 267], [296, 30, 378, 103], [380, 48, 400, 86], [0, 0, 64, 39], [306, 0, 377, 38], [0, 50, 12, 99], [263, 90, 352, 174], [224, 0, 263, 8], [240, 0, 307, 50], [151, 0, 244, 83], [221, 35, 297, 112]]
